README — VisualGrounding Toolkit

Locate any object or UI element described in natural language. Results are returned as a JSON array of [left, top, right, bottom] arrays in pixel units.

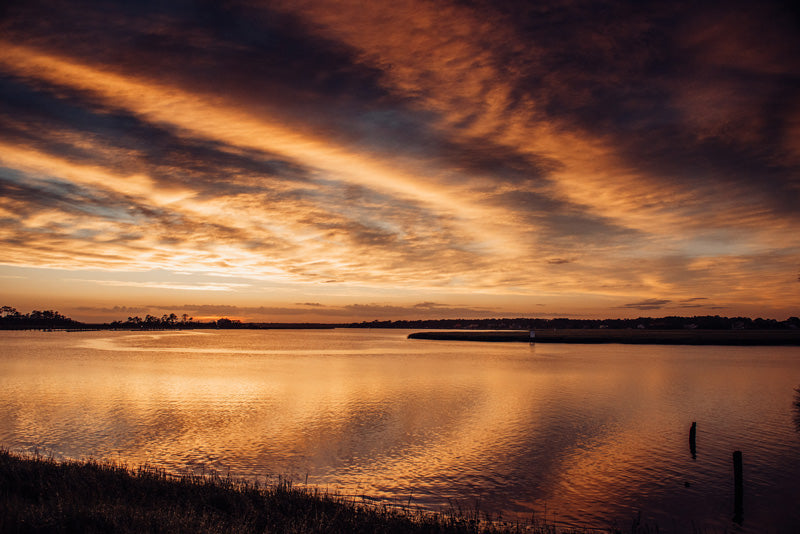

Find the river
[[1, 329, 798, 532]]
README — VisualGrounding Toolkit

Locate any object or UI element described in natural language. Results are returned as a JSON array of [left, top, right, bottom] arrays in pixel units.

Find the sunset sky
[[1, 0, 798, 323]]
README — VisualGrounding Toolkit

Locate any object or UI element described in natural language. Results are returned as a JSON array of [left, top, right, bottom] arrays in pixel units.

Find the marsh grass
[[0, 449, 656, 534], [408, 329, 800, 346]]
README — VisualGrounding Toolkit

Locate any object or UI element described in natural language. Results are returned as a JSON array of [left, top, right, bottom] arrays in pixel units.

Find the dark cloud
[[0, 75, 315, 196], [0, 172, 148, 232], [2, 0, 385, 100], [435, 138, 561, 186], [674, 297, 716, 309], [0, 0, 441, 159], [619, 299, 672, 310], [491, 0, 800, 221], [0, 171, 255, 242], [489, 189, 642, 250], [0, 0, 564, 200]]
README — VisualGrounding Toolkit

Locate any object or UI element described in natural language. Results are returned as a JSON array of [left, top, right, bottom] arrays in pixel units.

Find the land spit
[[408, 329, 800, 345]]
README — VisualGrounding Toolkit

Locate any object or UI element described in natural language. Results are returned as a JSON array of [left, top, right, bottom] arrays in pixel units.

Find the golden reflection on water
[[2, 330, 800, 531]]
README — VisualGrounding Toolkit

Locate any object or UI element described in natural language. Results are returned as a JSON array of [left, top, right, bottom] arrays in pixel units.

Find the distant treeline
[[0, 306, 335, 330], [0, 307, 222, 330], [106, 315, 335, 330], [2, 305, 799, 331], [342, 315, 800, 330], [0, 306, 82, 330]]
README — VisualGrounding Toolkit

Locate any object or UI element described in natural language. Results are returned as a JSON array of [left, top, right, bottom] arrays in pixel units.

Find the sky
[[0, 0, 798, 323]]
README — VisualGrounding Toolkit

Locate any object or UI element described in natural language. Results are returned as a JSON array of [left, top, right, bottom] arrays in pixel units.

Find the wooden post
[[733, 450, 743, 524], [689, 422, 696, 459]]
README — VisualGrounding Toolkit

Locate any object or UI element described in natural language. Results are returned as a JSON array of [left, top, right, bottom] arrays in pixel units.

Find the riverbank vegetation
[[353, 315, 800, 331], [0, 306, 333, 331], [0, 450, 655, 534], [408, 328, 800, 346], [0, 307, 82, 330]]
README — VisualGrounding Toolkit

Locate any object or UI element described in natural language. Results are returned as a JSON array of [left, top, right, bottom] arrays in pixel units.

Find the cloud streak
[[619, 299, 673, 311], [0, 0, 798, 320], [75, 280, 251, 292]]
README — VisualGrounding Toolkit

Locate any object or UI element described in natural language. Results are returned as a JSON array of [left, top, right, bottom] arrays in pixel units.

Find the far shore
[[408, 329, 800, 346]]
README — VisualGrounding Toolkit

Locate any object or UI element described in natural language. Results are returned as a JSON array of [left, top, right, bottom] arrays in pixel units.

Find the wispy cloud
[[0, 0, 798, 320], [75, 305, 150, 315], [138, 302, 498, 321], [75, 280, 251, 292]]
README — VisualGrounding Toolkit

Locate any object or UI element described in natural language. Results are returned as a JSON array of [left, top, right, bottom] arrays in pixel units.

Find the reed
[[0, 449, 655, 534]]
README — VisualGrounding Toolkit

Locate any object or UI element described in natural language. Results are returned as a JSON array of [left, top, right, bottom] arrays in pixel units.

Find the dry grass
[[0, 450, 660, 534]]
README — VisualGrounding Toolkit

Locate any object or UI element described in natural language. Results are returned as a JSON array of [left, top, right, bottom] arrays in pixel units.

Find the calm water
[[1, 329, 799, 532]]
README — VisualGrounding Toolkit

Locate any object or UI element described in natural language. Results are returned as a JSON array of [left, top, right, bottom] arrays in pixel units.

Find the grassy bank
[[0, 450, 654, 534], [408, 329, 800, 345]]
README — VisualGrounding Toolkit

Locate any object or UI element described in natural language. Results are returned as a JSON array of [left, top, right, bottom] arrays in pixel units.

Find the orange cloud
[[0, 1, 797, 318]]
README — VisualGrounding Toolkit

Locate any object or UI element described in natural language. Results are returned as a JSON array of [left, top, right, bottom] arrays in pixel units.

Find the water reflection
[[1, 330, 800, 533], [794, 386, 800, 432]]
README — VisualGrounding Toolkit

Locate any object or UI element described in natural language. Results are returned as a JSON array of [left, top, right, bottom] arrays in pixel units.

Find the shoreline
[[408, 329, 800, 346], [0, 450, 622, 534]]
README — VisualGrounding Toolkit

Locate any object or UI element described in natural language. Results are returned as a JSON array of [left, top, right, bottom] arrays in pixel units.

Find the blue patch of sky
[[0, 166, 138, 224]]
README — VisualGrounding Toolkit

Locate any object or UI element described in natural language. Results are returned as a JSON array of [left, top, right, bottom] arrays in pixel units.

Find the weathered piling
[[689, 422, 696, 459], [733, 450, 743, 524]]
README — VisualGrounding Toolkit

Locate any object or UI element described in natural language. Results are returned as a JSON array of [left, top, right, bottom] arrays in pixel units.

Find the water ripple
[[1, 330, 799, 532]]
